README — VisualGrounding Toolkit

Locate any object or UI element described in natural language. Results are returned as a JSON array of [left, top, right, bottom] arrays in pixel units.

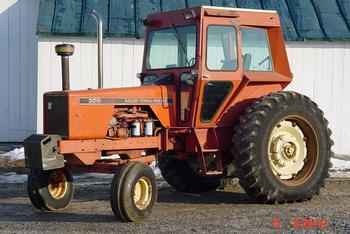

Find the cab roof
[[147, 6, 281, 28], [202, 6, 277, 14]]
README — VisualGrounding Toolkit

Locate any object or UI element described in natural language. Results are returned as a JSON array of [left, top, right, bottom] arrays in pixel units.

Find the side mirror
[[136, 73, 143, 79], [136, 73, 145, 83]]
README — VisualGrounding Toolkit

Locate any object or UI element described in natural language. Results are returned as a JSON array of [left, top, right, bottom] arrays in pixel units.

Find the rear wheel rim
[[133, 176, 152, 210], [268, 116, 319, 186], [48, 171, 68, 200]]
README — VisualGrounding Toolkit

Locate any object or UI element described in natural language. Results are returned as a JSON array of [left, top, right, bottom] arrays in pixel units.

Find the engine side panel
[[47, 85, 176, 140]]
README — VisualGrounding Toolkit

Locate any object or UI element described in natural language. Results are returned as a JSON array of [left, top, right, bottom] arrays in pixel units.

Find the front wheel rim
[[268, 116, 319, 186], [48, 171, 68, 200], [133, 176, 152, 210]]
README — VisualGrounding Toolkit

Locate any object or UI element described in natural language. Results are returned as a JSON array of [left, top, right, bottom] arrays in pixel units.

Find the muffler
[[90, 10, 104, 89]]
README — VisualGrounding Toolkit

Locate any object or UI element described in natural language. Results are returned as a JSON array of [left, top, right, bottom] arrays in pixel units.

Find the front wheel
[[110, 162, 157, 222], [232, 91, 333, 203], [27, 168, 74, 211]]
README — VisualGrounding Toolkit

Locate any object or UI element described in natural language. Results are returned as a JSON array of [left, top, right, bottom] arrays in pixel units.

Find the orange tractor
[[24, 6, 333, 222]]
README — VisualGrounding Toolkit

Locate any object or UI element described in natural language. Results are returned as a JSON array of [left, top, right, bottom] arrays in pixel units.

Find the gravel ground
[[0, 176, 349, 234]]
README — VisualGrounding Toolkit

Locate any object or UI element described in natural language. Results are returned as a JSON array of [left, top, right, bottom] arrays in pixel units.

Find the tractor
[[24, 6, 333, 222]]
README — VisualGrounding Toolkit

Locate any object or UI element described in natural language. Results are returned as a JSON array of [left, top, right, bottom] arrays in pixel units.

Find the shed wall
[[0, 0, 39, 142], [36, 38, 350, 155]]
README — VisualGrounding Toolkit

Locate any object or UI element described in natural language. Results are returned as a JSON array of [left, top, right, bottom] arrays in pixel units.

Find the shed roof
[[37, 0, 350, 41]]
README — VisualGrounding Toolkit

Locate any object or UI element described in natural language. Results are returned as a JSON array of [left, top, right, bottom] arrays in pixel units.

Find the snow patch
[[100, 154, 121, 160], [150, 161, 162, 179], [1, 148, 349, 172], [330, 171, 350, 178], [0, 171, 169, 189], [331, 158, 350, 171], [1, 147, 349, 183], [0, 147, 25, 161]]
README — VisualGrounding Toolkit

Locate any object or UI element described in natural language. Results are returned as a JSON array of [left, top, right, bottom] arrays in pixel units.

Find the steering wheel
[[258, 56, 270, 66], [186, 57, 196, 67]]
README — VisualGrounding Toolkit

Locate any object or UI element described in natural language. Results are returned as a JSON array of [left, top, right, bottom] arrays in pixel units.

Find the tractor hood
[[44, 85, 176, 139], [67, 85, 174, 106]]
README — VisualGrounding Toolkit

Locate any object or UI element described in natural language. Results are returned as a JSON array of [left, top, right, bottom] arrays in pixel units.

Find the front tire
[[110, 162, 157, 222], [232, 91, 333, 203], [27, 168, 74, 211]]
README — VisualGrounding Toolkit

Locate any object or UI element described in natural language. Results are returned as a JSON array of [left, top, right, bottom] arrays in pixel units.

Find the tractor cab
[[140, 6, 292, 128]]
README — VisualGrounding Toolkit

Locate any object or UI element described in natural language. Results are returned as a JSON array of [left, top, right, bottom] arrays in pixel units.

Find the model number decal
[[80, 98, 173, 105], [83, 98, 101, 104]]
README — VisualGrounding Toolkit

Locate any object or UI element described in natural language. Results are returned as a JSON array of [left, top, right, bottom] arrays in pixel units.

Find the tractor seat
[[243, 53, 252, 70]]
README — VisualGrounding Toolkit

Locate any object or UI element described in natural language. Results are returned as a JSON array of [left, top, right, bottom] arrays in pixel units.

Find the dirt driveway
[[0, 176, 349, 234]]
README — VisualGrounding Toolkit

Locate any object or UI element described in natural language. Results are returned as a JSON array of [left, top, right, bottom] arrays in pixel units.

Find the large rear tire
[[158, 152, 221, 193], [232, 91, 333, 203]]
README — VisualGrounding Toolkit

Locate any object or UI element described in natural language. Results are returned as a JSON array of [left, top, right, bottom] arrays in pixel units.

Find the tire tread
[[232, 91, 332, 203]]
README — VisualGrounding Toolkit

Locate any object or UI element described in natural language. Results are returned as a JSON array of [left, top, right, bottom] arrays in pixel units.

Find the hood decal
[[80, 97, 173, 105]]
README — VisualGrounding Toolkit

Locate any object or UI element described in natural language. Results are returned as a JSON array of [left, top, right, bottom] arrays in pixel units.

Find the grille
[[44, 93, 69, 137]]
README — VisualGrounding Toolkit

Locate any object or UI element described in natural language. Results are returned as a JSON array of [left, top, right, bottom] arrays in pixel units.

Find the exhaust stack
[[90, 10, 104, 89], [55, 44, 74, 91]]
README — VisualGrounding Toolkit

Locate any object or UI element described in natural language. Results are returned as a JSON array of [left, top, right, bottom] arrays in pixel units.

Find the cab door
[[195, 17, 243, 128]]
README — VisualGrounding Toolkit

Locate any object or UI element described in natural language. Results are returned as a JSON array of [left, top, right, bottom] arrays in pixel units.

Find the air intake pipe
[[55, 44, 74, 91], [90, 10, 104, 89]]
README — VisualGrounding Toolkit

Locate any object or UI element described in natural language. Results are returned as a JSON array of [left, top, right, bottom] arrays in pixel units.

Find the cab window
[[241, 28, 273, 71], [206, 26, 237, 71], [146, 25, 196, 70], [201, 81, 233, 122]]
